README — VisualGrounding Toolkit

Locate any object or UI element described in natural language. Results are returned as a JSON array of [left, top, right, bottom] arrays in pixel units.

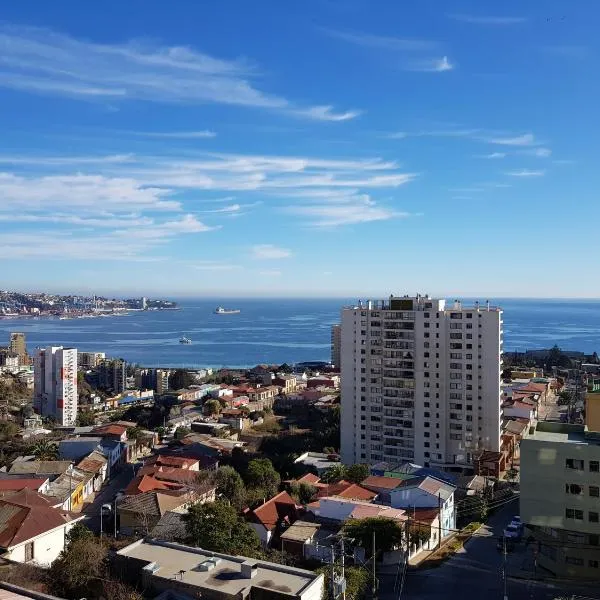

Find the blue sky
[[0, 0, 597, 298]]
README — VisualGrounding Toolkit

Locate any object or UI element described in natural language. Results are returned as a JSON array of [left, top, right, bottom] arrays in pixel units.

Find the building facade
[[78, 351, 105, 369], [33, 346, 78, 426], [9, 332, 27, 364], [97, 358, 127, 394], [331, 324, 341, 369], [520, 422, 600, 580], [340, 295, 503, 471]]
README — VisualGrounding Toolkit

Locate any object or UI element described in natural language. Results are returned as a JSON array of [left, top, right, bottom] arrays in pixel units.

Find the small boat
[[179, 336, 192, 344], [215, 306, 241, 314]]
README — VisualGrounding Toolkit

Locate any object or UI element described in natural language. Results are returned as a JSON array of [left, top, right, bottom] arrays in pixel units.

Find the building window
[[589, 560, 599, 569], [590, 461, 600, 472], [590, 512, 599, 523], [24, 542, 34, 562], [565, 483, 583, 495], [589, 534, 599, 546], [566, 459, 584, 470], [566, 508, 584, 520], [590, 486, 600, 497], [565, 556, 584, 566]]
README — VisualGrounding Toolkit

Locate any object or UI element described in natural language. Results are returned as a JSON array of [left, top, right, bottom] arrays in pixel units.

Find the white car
[[503, 523, 521, 539]]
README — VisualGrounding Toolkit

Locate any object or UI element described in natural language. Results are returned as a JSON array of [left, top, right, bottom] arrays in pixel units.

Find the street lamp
[[100, 503, 112, 540]]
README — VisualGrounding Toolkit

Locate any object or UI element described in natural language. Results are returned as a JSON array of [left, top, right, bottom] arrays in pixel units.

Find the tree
[[505, 467, 519, 483], [183, 500, 261, 556], [169, 369, 194, 391], [346, 463, 370, 484], [76, 410, 96, 426], [29, 439, 59, 461], [215, 466, 246, 509], [48, 536, 107, 598], [204, 399, 221, 416], [459, 494, 488, 524], [0, 421, 20, 442], [546, 345, 572, 369], [344, 517, 404, 558], [66, 523, 95, 545], [278, 363, 293, 374], [174, 426, 191, 440], [320, 463, 346, 484], [245, 458, 280, 499], [316, 565, 369, 600], [288, 481, 316, 505], [101, 580, 144, 600]]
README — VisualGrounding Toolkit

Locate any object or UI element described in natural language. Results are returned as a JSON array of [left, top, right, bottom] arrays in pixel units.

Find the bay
[[0, 298, 599, 368]]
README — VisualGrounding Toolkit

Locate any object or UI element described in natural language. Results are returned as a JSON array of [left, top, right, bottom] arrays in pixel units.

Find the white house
[[0, 489, 84, 567], [386, 476, 456, 538]]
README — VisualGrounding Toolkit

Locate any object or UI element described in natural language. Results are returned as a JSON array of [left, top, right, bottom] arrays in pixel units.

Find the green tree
[[505, 467, 519, 483], [48, 535, 107, 598], [76, 410, 96, 426], [183, 500, 260, 555], [169, 369, 194, 390], [459, 495, 488, 524], [321, 463, 347, 484], [215, 466, 246, 509], [288, 481, 316, 505], [204, 399, 221, 416], [345, 463, 370, 484], [344, 517, 404, 558], [316, 565, 369, 600], [0, 421, 20, 442], [29, 439, 59, 461], [66, 523, 95, 545], [174, 426, 191, 440], [245, 458, 280, 498]]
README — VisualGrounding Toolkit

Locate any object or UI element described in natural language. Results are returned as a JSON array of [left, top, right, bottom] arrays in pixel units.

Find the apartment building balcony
[[383, 428, 415, 439]]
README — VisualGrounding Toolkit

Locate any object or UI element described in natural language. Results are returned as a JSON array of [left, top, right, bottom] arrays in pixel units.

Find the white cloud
[[448, 14, 526, 25], [527, 147, 552, 158], [251, 244, 292, 259], [410, 56, 454, 73], [485, 133, 537, 146], [0, 24, 357, 121], [128, 130, 217, 139], [478, 152, 506, 159], [506, 169, 546, 177], [0, 154, 135, 166], [389, 128, 477, 140]]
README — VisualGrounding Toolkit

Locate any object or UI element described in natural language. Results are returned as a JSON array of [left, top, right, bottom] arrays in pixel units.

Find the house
[[308, 496, 407, 525], [115, 539, 325, 600], [117, 490, 199, 536], [474, 450, 506, 479], [8, 460, 72, 481], [293, 452, 341, 476], [76, 451, 108, 492], [361, 475, 404, 500], [46, 469, 89, 511], [174, 434, 246, 457], [0, 489, 84, 566], [280, 520, 321, 557], [273, 374, 297, 395], [386, 476, 456, 538], [0, 478, 49, 494], [91, 423, 128, 442], [246, 491, 299, 547], [503, 396, 537, 421], [59, 437, 123, 475], [306, 375, 340, 390]]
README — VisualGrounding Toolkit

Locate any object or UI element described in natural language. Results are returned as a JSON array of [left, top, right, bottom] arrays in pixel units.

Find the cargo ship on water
[[214, 306, 241, 314]]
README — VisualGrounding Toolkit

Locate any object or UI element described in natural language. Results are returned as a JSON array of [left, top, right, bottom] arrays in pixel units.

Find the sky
[[0, 0, 597, 298]]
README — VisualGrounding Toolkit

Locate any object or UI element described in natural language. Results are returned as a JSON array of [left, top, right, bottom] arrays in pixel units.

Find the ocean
[[0, 298, 599, 368]]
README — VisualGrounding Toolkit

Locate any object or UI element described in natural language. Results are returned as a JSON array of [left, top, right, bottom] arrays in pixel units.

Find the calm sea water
[[0, 298, 599, 368]]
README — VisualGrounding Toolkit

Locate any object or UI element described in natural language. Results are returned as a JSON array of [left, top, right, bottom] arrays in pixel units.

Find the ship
[[179, 336, 192, 344], [214, 306, 241, 315]]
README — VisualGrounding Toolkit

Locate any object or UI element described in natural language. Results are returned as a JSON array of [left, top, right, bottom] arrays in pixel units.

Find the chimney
[[241, 560, 258, 579]]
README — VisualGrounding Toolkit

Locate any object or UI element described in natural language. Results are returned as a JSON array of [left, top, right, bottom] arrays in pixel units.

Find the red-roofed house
[[92, 424, 128, 442], [361, 475, 404, 494], [0, 489, 84, 566], [0, 478, 49, 494], [246, 491, 299, 547]]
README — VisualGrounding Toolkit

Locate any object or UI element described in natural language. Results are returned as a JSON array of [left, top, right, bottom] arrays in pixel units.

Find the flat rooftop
[[529, 422, 600, 445], [118, 539, 319, 596]]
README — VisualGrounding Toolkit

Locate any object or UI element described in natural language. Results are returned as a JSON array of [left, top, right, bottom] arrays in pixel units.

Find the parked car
[[511, 516, 523, 531]]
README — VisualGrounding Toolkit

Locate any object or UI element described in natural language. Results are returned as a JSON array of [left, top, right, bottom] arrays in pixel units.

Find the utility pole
[[438, 493, 442, 548], [330, 544, 336, 599], [339, 535, 346, 600], [372, 530, 377, 600]]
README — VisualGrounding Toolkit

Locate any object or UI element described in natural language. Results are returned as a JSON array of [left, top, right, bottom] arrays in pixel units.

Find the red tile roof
[[296, 473, 320, 485], [0, 479, 47, 492], [93, 424, 127, 437], [247, 491, 298, 532], [412, 508, 439, 524], [0, 489, 80, 548], [335, 484, 377, 501], [124, 474, 182, 495], [362, 476, 403, 490]]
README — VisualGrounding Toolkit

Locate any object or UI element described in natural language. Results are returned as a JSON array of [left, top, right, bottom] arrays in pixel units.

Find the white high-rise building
[[340, 295, 503, 471], [331, 324, 341, 369], [33, 346, 78, 426]]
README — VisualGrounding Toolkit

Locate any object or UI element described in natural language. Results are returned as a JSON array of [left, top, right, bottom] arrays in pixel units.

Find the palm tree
[[30, 440, 59, 461]]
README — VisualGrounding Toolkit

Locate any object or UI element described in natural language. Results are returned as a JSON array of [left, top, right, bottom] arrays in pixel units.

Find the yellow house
[[47, 471, 86, 511]]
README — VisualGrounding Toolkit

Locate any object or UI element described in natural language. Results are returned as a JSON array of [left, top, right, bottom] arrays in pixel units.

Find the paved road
[[380, 498, 599, 600]]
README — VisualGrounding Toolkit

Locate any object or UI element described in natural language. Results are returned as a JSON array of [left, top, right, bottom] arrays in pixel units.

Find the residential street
[[379, 498, 600, 600]]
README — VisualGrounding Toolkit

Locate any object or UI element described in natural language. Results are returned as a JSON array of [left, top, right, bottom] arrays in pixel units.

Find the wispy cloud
[[409, 56, 454, 73], [485, 133, 538, 146], [521, 147, 552, 158], [506, 169, 545, 177], [448, 14, 526, 25], [388, 128, 477, 140], [478, 152, 507, 159], [251, 244, 292, 259], [128, 130, 217, 139], [319, 27, 453, 74], [0, 24, 357, 121]]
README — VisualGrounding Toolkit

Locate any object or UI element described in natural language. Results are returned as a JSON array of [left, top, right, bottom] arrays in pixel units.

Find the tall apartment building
[[9, 332, 27, 364], [78, 351, 106, 369], [340, 295, 503, 470], [520, 422, 600, 579], [331, 324, 341, 369], [135, 368, 170, 395], [97, 358, 127, 394], [33, 346, 78, 426]]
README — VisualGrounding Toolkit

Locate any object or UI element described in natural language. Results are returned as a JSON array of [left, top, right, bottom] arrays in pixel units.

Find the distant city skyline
[[0, 1, 597, 296]]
